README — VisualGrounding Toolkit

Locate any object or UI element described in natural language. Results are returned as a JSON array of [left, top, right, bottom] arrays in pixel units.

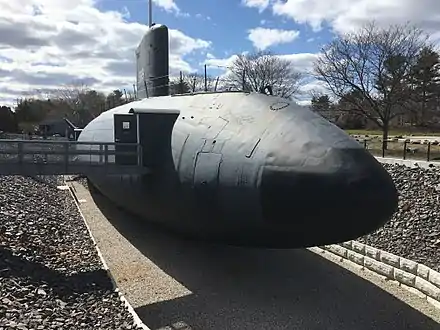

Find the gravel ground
[[1, 162, 440, 329], [358, 163, 440, 272], [0, 175, 143, 330]]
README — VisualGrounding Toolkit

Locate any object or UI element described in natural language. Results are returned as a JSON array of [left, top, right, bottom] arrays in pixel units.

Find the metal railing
[[355, 137, 440, 162], [0, 140, 147, 175]]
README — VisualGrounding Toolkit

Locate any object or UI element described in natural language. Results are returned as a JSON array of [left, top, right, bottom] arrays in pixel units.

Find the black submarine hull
[[79, 92, 398, 248]]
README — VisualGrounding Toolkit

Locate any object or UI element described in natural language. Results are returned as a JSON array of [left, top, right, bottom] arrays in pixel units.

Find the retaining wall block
[[364, 256, 394, 278], [364, 245, 380, 260], [428, 270, 440, 289], [379, 250, 401, 268], [341, 241, 353, 249], [393, 268, 416, 287], [414, 277, 440, 301], [400, 257, 418, 275], [346, 250, 365, 266], [326, 245, 347, 259], [417, 264, 431, 281], [351, 241, 365, 254]]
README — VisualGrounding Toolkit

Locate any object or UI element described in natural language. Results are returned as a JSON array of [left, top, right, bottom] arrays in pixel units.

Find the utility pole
[[204, 64, 208, 92]]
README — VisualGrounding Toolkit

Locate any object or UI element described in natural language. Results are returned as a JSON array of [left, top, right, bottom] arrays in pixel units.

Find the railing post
[[18, 142, 23, 165], [427, 142, 431, 162], [105, 144, 108, 166], [64, 142, 69, 173], [403, 140, 407, 160], [382, 139, 385, 158], [44, 143, 48, 163], [99, 144, 103, 164], [363, 139, 367, 149]]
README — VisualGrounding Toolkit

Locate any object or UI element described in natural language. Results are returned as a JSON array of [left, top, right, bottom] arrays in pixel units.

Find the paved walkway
[[70, 181, 440, 330]]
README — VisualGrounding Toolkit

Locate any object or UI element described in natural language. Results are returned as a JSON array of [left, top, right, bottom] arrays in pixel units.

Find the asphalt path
[[75, 182, 440, 330]]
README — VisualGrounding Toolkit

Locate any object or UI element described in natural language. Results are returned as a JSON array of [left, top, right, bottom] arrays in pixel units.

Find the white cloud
[[153, 0, 191, 18], [195, 13, 211, 21], [0, 0, 210, 105], [247, 27, 300, 50], [204, 52, 318, 76], [241, 0, 270, 13], [270, 0, 440, 36], [205, 54, 240, 70], [279, 53, 319, 73], [203, 51, 321, 98], [153, 0, 179, 13], [241, 0, 440, 103]]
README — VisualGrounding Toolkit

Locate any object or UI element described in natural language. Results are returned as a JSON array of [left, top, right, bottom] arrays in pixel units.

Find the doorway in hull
[[114, 114, 138, 165]]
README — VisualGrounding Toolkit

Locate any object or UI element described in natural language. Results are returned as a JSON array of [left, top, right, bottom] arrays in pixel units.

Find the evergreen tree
[[311, 94, 331, 112], [106, 89, 124, 108], [408, 47, 440, 126], [169, 72, 191, 95], [0, 106, 18, 132]]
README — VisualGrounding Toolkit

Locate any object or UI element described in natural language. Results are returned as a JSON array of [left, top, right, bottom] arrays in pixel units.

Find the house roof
[[39, 118, 66, 125]]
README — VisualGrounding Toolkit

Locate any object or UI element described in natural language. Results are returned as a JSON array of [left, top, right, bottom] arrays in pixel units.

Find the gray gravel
[[0, 175, 143, 330], [1, 162, 440, 329], [358, 163, 440, 272]]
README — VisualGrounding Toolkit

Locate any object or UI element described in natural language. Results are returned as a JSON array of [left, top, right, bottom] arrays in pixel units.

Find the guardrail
[[0, 140, 148, 175], [355, 138, 440, 162], [0, 133, 68, 141]]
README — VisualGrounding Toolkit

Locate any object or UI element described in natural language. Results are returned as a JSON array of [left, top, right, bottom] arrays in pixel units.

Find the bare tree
[[169, 72, 218, 94], [169, 72, 191, 95], [184, 73, 216, 92], [50, 81, 106, 127], [225, 51, 305, 99], [314, 22, 430, 148], [53, 81, 89, 108]]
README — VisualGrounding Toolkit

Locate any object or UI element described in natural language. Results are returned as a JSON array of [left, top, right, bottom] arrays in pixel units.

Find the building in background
[[38, 118, 69, 137]]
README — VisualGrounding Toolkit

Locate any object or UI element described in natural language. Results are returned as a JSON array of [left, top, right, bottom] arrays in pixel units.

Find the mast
[[148, 0, 153, 27]]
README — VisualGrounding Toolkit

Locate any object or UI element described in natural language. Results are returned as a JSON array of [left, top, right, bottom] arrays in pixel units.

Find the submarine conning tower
[[135, 23, 170, 98]]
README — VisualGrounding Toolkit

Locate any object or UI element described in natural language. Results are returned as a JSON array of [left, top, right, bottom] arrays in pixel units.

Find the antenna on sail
[[148, 0, 153, 27]]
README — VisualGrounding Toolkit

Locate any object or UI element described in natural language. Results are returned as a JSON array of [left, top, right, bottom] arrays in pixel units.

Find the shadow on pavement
[[90, 190, 440, 330]]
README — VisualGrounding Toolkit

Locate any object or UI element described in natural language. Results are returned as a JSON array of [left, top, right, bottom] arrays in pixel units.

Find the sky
[[2, 0, 440, 107]]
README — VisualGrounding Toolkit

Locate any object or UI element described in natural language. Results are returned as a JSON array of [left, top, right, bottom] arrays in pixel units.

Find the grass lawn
[[345, 129, 440, 136]]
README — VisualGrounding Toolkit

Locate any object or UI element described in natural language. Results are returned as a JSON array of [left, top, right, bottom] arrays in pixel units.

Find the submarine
[[75, 23, 398, 248]]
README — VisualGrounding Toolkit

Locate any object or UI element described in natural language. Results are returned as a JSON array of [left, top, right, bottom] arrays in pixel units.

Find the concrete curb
[[64, 179, 151, 330], [310, 243, 440, 310]]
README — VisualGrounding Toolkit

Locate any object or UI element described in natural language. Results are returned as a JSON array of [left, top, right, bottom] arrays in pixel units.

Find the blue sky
[[96, 0, 330, 75], [0, 0, 439, 105], [127, 0, 325, 53]]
